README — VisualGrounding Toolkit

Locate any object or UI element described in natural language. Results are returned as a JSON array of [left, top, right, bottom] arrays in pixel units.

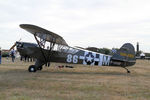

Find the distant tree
[[103, 48, 111, 55], [98, 48, 111, 55], [112, 48, 119, 51], [86, 47, 118, 55], [2, 52, 9, 57], [145, 53, 150, 57], [86, 47, 99, 52], [98, 48, 105, 54]]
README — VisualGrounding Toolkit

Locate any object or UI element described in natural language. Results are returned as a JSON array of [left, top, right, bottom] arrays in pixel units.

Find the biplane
[[16, 24, 136, 73]]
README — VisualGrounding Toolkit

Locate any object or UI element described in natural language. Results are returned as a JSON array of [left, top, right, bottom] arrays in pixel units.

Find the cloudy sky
[[0, 0, 150, 52]]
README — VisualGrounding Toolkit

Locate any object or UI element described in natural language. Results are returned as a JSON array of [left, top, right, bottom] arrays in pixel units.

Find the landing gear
[[37, 66, 43, 70], [124, 67, 130, 73], [121, 62, 130, 73], [28, 65, 43, 72], [28, 65, 37, 72]]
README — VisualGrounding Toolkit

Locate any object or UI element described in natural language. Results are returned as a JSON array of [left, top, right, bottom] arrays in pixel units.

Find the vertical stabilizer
[[111, 43, 136, 66]]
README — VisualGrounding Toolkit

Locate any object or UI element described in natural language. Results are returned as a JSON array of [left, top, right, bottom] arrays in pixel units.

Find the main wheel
[[127, 70, 130, 73], [28, 65, 37, 72]]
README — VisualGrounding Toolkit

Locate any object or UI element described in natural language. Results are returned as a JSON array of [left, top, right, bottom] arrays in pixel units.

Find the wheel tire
[[28, 65, 37, 72], [37, 66, 43, 70], [127, 70, 130, 73]]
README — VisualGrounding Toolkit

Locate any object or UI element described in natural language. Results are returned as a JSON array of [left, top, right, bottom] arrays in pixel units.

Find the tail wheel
[[28, 65, 37, 72]]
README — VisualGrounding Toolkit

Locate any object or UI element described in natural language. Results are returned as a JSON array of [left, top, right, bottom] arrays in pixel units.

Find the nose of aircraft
[[16, 41, 26, 57], [16, 41, 23, 48]]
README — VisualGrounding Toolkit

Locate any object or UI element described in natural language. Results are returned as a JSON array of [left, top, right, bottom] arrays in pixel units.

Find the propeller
[[9, 39, 21, 51]]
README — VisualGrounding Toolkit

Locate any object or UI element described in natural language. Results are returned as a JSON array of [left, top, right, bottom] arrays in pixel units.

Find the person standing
[[0, 47, 1, 64], [10, 49, 15, 62], [45, 46, 50, 67]]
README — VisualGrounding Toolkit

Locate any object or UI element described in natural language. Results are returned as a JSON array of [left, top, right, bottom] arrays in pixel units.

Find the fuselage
[[17, 42, 112, 66], [16, 42, 135, 67]]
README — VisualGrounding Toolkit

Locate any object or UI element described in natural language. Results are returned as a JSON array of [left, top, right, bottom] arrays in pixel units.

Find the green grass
[[0, 58, 150, 100]]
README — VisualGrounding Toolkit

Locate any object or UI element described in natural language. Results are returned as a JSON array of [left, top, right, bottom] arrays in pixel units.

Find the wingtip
[[19, 24, 38, 28], [19, 24, 29, 28], [19, 24, 24, 28], [19, 24, 32, 29]]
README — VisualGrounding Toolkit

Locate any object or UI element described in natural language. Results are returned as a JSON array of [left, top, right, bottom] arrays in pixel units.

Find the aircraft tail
[[111, 43, 136, 67]]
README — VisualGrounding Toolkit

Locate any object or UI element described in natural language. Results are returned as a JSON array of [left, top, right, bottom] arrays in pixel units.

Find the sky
[[0, 0, 150, 52]]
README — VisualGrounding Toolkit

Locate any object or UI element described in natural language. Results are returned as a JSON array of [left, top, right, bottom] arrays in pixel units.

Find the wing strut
[[34, 34, 47, 63], [47, 38, 56, 63], [34, 33, 56, 64]]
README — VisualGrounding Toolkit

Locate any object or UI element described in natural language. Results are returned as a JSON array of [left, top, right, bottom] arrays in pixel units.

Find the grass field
[[0, 58, 150, 100]]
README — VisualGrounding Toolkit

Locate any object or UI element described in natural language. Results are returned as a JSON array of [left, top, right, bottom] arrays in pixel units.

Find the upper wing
[[20, 24, 68, 46]]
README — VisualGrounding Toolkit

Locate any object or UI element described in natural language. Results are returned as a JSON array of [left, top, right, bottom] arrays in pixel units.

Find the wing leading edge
[[20, 24, 68, 46]]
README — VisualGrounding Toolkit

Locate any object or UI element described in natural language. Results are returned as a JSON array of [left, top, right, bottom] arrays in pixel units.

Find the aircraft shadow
[[41, 70, 129, 76], [1, 69, 131, 76]]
